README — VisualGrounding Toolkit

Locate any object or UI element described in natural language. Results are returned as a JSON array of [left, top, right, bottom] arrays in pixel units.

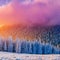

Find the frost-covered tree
[[37, 41, 43, 54], [27, 40, 33, 54], [3, 40, 7, 51], [15, 38, 22, 53], [23, 40, 29, 53], [32, 40, 42, 54], [53, 47, 60, 54], [32, 40, 38, 54], [0, 36, 59, 54], [0, 37, 3, 51], [21, 40, 29, 53], [7, 36, 13, 52], [43, 43, 53, 54]]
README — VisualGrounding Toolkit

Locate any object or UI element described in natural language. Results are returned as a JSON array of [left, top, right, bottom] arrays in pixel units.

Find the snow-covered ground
[[0, 52, 60, 60]]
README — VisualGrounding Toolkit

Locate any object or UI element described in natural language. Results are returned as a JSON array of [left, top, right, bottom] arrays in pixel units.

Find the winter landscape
[[0, 0, 60, 60]]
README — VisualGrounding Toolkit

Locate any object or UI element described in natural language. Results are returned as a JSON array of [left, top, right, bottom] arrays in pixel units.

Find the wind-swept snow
[[0, 52, 60, 60]]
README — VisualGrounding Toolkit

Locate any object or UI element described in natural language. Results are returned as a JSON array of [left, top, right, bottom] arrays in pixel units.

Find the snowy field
[[0, 52, 60, 60]]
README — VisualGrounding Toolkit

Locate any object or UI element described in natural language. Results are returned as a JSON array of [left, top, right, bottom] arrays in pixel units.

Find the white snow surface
[[0, 52, 60, 60]]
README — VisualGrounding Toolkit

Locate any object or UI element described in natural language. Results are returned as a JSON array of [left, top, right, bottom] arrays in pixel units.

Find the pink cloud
[[0, 0, 60, 26]]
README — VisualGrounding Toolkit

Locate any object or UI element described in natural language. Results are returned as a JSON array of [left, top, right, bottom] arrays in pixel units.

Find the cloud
[[0, 0, 60, 26]]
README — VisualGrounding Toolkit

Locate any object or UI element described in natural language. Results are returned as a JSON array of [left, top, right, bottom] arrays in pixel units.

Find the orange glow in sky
[[0, 0, 60, 39], [0, 0, 60, 26]]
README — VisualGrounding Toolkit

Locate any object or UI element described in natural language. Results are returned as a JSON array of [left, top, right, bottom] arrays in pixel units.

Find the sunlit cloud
[[0, 0, 60, 26]]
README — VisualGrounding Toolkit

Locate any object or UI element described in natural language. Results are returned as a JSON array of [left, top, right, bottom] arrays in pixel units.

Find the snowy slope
[[0, 52, 60, 60]]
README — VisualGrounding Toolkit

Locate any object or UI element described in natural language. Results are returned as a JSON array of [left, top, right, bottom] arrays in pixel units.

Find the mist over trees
[[0, 36, 60, 54]]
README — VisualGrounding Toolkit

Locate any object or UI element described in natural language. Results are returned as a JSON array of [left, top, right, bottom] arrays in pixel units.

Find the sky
[[0, 0, 60, 26]]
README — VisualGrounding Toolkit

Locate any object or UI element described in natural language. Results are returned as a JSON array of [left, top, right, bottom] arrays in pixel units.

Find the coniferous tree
[[44, 43, 53, 54], [3, 40, 7, 51], [21, 40, 28, 53], [0, 37, 3, 51], [53, 47, 60, 54], [28, 40, 33, 54], [7, 36, 13, 52], [32, 40, 38, 54], [15, 38, 21, 53], [37, 41, 42, 54]]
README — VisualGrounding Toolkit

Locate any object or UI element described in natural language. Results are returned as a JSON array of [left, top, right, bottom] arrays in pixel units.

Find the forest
[[0, 36, 60, 54]]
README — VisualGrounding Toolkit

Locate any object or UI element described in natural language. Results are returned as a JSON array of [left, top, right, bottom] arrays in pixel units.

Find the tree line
[[0, 36, 60, 54]]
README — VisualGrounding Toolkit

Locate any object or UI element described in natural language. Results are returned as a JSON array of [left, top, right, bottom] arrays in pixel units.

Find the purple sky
[[0, 0, 60, 26]]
